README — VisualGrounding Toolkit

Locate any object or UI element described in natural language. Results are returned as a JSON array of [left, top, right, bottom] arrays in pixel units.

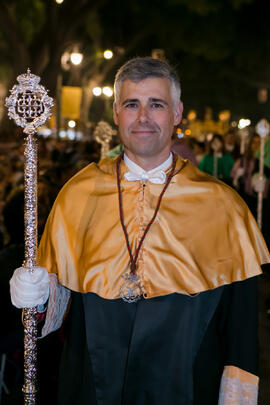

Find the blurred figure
[[193, 139, 206, 165], [4, 157, 24, 198], [199, 134, 234, 184], [0, 187, 24, 361], [224, 131, 241, 160], [231, 135, 261, 198], [231, 134, 270, 248], [171, 134, 198, 165]]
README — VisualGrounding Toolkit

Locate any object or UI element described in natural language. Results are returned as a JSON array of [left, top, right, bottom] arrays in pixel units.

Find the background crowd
[[0, 127, 269, 403]]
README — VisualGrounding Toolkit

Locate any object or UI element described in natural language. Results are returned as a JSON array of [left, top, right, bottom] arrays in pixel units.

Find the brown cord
[[116, 152, 177, 274]]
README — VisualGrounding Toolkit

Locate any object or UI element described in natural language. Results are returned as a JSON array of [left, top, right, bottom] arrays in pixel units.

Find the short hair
[[114, 57, 181, 109]]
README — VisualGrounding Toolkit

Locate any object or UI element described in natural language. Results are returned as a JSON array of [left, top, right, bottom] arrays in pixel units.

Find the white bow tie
[[124, 170, 167, 184]]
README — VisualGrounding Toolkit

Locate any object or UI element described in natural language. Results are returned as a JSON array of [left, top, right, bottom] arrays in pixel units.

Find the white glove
[[253, 178, 265, 193], [10, 266, 50, 309], [251, 174, 265, 193]]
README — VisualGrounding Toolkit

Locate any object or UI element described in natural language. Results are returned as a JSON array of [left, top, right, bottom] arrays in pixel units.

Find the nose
[[137, 105, 149, 123]]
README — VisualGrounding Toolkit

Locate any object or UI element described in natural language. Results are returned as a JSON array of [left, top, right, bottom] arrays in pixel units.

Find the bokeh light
[[70, 52, 83, 65], [93, 87, 102, 96], [68, 120, 76, 128], [103, 50, 113, 59], [102, 86, 113, 97]]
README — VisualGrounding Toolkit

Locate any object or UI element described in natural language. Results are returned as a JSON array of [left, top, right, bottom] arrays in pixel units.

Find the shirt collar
[[123, 153, 173, 175]]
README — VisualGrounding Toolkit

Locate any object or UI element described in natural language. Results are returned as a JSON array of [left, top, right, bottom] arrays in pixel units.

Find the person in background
[[193, 139, 206, 165], [0, 187, 24, 354], [231, 134, 262, 199], [224, 131, 241, 160], [231, 134, 270, 246], [199, 134, 234, 185], [171, 133, 198, 165]]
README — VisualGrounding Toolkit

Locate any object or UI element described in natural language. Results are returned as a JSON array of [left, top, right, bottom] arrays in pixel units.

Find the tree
[[0, 0, 269, 137]]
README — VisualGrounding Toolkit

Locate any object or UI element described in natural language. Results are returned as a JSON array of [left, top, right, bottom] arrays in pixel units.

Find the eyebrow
[[149, 98, 168, 106], [121, 98, 138, 106], [121, 97, 168, 106]]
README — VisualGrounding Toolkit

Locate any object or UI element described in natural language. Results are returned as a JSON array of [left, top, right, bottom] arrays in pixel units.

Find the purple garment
[[172, 140, 198, 166]]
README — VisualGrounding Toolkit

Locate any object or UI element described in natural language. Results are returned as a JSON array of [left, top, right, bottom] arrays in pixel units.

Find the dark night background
[[0, 0, 270, 132], [0, 1, 270, 404]]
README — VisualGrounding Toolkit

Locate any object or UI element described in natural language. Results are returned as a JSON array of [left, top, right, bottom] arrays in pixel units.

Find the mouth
[[132, 130, 156, 134], [131, 126, 158, 135]]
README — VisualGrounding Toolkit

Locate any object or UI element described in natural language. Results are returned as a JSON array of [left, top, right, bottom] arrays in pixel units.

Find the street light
[[93, 86, 113, 97], [102, 86, 113, 97], [238, 118, 251, 129], [55, 0, 64, 4], [70, 52, 83, 66], [103, 50, 113, 60], [68, 120, 76, 128], [56, 48, 83, 138], [93, 87, 102, 96], [187, 110, 197, 121], [61, 50, 83, 70]]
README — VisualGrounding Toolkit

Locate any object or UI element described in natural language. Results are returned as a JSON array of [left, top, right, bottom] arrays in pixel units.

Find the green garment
[[199, 153, 234, 180], [106, 143, 124, 158], [256, 136, 270, 169]]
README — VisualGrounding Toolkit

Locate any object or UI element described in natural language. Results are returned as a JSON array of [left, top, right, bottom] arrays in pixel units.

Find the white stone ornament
[[5, 69, 53, 135], [93, 120, 116, 159], [255, 118, 270, 138]]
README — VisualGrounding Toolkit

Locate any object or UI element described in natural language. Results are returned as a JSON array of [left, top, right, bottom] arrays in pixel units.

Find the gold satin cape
[[38, 155, 270, 299]]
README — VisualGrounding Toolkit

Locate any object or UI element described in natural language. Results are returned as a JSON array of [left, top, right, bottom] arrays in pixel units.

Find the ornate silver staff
[[255, 118, 269, 230], [5, 70, 53, 405], [94, 120, 116, 159]]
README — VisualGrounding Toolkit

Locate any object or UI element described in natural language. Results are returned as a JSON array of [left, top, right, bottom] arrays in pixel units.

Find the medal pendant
[[119, 272, 142, 303]]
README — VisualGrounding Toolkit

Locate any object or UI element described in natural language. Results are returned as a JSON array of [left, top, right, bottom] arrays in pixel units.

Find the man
[[10, 57, 270, 405]]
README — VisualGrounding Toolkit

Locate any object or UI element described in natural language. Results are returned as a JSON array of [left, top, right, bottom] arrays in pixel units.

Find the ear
[[113, 102, 119, 125], [173, 101, 183, 126]]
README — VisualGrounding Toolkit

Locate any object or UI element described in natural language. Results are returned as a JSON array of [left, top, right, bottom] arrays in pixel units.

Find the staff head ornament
[[5, 69, 53, 135]]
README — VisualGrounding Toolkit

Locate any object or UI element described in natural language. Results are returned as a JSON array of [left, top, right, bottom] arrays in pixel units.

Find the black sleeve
[[193, 276, 259, 405], [225, 275, 259, 375]]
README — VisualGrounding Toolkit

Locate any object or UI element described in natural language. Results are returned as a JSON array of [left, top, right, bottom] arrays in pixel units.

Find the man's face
[[113, 78, 182, 162]]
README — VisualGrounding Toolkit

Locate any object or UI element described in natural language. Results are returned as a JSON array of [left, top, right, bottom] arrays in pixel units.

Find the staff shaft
[[22, 133, 38, 404]]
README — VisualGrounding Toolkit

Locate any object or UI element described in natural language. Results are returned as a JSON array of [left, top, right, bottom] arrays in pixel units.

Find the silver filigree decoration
[[22, 307, 38, 404], [5, 70, 53, 405], [5, 69, 53, 135], [119, 272, 143, 303], [93, 120, 116, 159], [23, 134, 38, 270]]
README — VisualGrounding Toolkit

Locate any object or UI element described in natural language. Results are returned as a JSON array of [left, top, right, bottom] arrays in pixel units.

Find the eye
[[151, 102, 164, 109], [124, 102, 138, 109]]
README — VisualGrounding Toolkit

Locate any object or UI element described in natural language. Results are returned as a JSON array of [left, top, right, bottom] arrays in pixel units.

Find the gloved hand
[[251, 174, 265, 193], [253, 178, 265, 193], [10, 266, 50, 309]]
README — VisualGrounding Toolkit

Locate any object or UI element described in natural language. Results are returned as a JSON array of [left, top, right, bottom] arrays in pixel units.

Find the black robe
[[58, 276, 258, 405]]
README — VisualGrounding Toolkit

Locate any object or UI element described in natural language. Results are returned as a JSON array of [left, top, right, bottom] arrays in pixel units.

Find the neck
[[124, 150, 171, 171]]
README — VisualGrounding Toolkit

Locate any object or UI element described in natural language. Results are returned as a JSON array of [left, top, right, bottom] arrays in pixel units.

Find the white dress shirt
[[123, 153, 173, 184]]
